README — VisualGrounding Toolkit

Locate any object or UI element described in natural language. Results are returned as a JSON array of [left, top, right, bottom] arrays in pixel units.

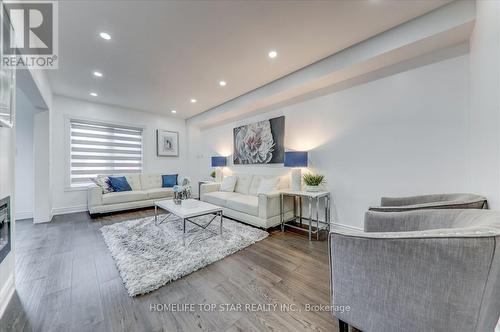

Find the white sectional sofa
[[88, 173, 175, 215], [200, 174, 295, 229]]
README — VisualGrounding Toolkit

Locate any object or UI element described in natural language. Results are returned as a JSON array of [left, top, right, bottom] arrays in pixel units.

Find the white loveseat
[[88, 173, 176, 215], [200, 174, 294, 229]]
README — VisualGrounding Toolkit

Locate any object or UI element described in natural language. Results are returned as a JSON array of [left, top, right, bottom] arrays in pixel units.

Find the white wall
[[50, 96, 188, 214], [469, 0, 500, 210], [0, 97, 15, 316], [33, 111, 51, 223], [189, 54, 471, 229], [15, 89, 35, 220], [468, 4, 500, 328]]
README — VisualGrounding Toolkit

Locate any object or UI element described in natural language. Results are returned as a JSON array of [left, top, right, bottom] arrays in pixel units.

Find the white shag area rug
[[100, 214, 268, 296]]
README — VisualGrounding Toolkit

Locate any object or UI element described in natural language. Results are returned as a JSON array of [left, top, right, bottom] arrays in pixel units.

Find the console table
[[280, 190, 331, 240]]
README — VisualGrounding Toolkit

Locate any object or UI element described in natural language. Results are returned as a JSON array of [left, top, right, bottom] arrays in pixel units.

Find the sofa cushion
[[140, 174, 162, 190], [90, 175, 114, 194], [108, 176, 132, 192], [225, 194, 259, 217], [248, 176, 262, 196], [125, 174, 142, 191], [203, 191, 236, 206], [257, 178, 279, 195], [145, 188, 174, 199], [162, 174, 178, 188], [220, 176, 237, 192], [102, 191, 148, 205], [234, 174, 253, 195], [249, 175, 279, 196]]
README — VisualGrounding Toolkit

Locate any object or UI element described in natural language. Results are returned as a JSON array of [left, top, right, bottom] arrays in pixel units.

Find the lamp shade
[[211, 156, 227, 167], [284, 151, 308, 167]]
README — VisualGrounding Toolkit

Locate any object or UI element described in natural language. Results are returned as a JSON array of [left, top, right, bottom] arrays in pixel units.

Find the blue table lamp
[[211, 156, 227, 182], [284, 151, 308, 191]]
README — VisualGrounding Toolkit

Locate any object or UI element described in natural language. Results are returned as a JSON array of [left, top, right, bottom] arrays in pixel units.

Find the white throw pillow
[[220, 176, 237, 192], [90, 175, 114, 194], [256, 177, 279, 195]]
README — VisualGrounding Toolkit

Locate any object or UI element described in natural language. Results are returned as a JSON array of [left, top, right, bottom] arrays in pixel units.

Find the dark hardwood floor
[[1, 208, 340, 332]]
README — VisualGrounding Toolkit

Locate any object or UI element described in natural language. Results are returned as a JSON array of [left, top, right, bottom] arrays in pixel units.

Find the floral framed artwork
[[233, 116, 285, 164], [157, 130, 179, 157]]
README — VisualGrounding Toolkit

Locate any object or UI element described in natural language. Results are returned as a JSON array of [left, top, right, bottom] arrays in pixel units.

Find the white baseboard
[[34, 214, 52, 223], [15, 211, 33, 220], [0, 272, 15, 318], [51, 204, 87, 216]]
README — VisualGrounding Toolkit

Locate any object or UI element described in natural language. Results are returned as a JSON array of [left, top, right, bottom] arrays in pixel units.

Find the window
[[69, 119, 143, 187]]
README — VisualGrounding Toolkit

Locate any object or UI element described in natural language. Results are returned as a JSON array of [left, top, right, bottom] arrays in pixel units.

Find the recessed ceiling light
[[90, 92, 98, 97], [219, 80, 227, 87], [268, 50, 278, 59], [190, 98, 197, 103], [171, 110, 177, 114], [99, 32, 111, 40], [93, 71, 103, 77]]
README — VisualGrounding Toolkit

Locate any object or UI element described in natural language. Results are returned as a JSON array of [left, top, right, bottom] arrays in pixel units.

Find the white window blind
[[69, 119, 143, 187]]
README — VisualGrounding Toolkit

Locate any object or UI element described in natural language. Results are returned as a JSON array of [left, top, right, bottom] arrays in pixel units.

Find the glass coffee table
[[154, 199, 223, 242]]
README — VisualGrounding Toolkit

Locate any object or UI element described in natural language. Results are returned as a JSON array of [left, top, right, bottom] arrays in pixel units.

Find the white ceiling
[[49, 0, 452, 119]]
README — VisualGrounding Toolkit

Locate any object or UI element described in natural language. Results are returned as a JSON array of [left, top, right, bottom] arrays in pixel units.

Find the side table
[[280, 190, 331, 240]]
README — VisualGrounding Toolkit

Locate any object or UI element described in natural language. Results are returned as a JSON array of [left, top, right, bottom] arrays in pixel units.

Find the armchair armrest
[[363, 209, 464, 233], [87, 185, 102, 211], [200, 183, 220, 200], [368, 203, 440, 212], [371, 194, 488, 211], [363, 209, 500, 234], [258, 191, 293, 219], [329, 229, 500, 331]]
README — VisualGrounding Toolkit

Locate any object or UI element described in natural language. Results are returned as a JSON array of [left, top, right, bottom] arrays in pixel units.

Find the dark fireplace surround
[[0, 196, 11, 264]]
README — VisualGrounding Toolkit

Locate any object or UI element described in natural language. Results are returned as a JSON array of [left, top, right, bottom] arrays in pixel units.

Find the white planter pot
[[305, 185, 321, 192]]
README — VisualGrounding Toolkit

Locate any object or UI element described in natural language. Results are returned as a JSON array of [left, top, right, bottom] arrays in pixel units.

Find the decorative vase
[[173, 192, 182, 205], [305, 185, 321, 192], [173, 183, 192, 205]]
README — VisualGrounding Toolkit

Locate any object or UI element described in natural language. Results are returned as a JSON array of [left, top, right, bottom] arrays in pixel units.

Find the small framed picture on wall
[[157, 130, 179, 157]]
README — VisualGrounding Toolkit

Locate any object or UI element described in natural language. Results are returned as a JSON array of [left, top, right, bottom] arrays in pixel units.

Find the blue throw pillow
[[162, 174, 178, 188], [108, 176, 132, 192]]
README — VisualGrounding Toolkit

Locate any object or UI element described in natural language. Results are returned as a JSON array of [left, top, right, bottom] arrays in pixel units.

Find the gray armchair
[[329, 209, 500, 332], [369, 193, 487, 212]]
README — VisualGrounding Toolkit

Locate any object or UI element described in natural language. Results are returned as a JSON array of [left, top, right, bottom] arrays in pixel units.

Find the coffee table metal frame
[[154, 200, 223, 243]]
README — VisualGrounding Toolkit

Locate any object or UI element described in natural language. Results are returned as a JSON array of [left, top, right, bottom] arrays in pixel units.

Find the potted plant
[[210, 171, 216, 180], [303, 173, 325, 192]]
